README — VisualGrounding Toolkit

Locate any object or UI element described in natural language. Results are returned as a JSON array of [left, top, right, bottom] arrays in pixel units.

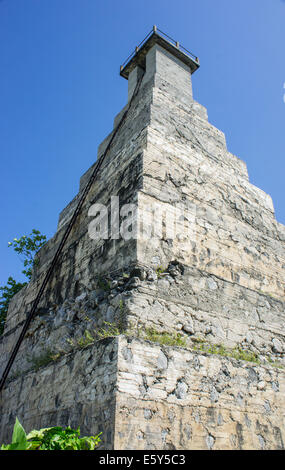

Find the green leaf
[[26, 427, 52, 441], [1, 442, 22, 450], [1, 419, 101, 450], [11, 418, 28, 450], [26, 440, 42, 450]]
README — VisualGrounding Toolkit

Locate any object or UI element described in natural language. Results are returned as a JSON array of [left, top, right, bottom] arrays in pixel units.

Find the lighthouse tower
[[0, 27, 284, 450]]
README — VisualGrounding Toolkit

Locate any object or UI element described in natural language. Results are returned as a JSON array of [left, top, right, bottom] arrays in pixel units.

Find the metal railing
[[120, 25, 199, 72]]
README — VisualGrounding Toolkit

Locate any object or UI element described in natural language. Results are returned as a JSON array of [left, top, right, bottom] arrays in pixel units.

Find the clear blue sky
[[0, 0, 284, 287]]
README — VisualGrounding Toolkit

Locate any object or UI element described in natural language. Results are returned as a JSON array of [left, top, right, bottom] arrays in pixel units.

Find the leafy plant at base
[[0, 418, 28, 450], [27, 426, 101, 450], [1, 418, 101, 450]]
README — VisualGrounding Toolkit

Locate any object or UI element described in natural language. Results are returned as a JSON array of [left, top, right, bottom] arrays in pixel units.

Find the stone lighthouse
[[0, 27, 284, 450]]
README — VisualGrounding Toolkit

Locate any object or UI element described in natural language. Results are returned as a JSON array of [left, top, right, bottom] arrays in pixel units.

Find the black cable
[[0, 72, 145, 392]]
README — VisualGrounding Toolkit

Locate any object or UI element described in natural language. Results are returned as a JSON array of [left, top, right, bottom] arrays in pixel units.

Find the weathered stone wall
[[115, 336, 285, 450], [139, 75, 285, 300]]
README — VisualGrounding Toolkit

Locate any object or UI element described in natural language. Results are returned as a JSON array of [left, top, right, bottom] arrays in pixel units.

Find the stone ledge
[[1, 333, 284, 450]]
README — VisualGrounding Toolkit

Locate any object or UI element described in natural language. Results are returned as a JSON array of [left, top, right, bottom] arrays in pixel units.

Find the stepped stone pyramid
[[0, 28, 284, 450]]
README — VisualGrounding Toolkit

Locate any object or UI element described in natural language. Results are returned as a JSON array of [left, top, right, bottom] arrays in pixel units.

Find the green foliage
[[77, 329, 96, 349], [96, 321, 122, 339], [28, 349, 61, 371], [0, 277, 27, 335], [267, 357, 284, 369], [192, 339, 261, 364], [0, 418, 28, 450], [97, 276, 111, 292], [26, 426, 101, 450], [156, 266, 165, 279], [8, 229, 47, 280], [144, 328, 187, 348], [0, 229, 46, 335], [230, 346, 260, 364], [67, 322, 124, 351], [1, 418, 101, 451]]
